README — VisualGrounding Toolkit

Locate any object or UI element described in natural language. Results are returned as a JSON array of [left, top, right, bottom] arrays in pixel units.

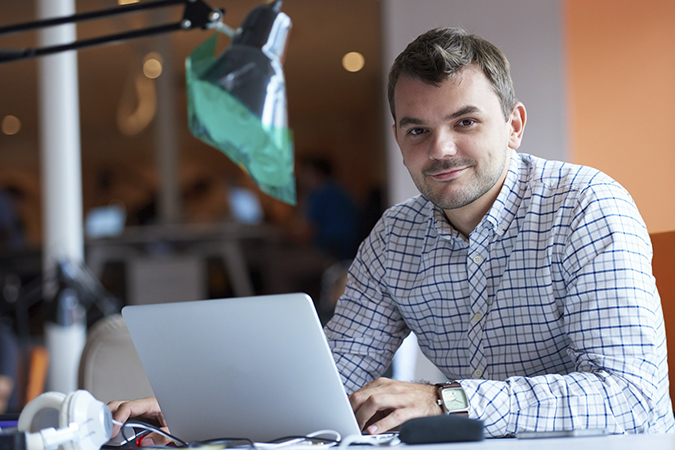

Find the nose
[[428, 129, 457, 160]]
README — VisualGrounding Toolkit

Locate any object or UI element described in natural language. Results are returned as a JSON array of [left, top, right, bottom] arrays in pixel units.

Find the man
[[110, 27, 674, 439], [325, 27, 674, 437]]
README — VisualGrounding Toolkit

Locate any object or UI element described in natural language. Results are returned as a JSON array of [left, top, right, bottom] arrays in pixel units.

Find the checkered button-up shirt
[[325, 151, 674, 436]]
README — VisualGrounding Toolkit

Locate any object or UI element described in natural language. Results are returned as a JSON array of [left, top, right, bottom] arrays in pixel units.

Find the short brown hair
[[387, 27, 517, 121]]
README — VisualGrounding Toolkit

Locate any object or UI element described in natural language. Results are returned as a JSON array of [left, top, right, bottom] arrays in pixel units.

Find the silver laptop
[[122, 293, 361, 443]]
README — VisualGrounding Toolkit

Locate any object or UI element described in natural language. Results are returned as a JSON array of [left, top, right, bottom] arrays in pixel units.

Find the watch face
[[441, 387, 468, 411]]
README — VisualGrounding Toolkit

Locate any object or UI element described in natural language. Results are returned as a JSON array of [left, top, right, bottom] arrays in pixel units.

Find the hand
[[348, 378, 442, 435], [107, 397, 171, 447]]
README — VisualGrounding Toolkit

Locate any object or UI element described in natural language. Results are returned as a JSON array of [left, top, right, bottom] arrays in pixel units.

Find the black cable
[[119, 421, 188, 448], [188, 438, 255, 449], [113, 422, 341, 450]]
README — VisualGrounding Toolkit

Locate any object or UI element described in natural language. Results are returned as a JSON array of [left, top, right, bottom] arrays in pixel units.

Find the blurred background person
[[0, 319, 18, 413], [295, 156, 359, 262], [0, 186, 26, 253]]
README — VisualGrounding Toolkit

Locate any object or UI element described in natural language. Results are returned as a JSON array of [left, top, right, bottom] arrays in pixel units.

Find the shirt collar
[[481, 150, 523, 237]]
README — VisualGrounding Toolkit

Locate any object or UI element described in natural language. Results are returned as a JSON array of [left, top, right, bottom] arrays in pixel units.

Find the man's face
[[393, 65, 522, 213]]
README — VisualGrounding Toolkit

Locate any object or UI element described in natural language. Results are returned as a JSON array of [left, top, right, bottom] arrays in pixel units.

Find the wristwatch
[[435, 382, 469, 415]]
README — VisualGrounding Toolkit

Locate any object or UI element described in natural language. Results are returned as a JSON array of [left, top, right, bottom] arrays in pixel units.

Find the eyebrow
[[397, 105, 482, 129]]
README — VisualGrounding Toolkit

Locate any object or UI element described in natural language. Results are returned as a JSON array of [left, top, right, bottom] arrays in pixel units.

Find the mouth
[[425, 165, 469, 181]]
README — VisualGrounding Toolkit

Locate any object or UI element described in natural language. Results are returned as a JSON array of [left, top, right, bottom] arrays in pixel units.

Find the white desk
[[401, 433, 675, 450]]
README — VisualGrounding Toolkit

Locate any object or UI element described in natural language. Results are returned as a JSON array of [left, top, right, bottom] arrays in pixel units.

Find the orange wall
[[566, 0, 675, 233]]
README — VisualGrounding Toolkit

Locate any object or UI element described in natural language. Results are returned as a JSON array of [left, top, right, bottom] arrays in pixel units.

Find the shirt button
[[473, 312, 483, 322], [472, 255, 483, 264], [473, 368, 483, 378]]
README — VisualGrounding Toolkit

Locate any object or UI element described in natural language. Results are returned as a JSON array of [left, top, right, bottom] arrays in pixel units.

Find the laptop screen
[[122, 293, 361, 443]]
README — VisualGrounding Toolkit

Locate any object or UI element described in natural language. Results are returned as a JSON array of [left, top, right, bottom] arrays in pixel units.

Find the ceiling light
[[1, 115, 21, 135], [342, 51, 365, 72], [143, 52, 163, 79]]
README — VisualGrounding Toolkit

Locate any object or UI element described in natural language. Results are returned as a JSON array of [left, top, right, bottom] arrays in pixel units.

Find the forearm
[[460, 368, 670, 437], [325, 217, 409, 393], [326, 312, 403, 394]]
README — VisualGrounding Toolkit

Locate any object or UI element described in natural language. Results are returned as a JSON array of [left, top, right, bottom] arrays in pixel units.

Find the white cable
[[255, 429, 341, 449], [336, 433, 400, 449], [307, 430, 341, 442], [337, 434, 365, 449]]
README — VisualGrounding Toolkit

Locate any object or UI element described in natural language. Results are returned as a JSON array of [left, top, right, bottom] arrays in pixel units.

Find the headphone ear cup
[[18, 390, 112, 450], [57, 392, 79, 450], [59, 390, 113, 450], [18, 392, 67, 433]]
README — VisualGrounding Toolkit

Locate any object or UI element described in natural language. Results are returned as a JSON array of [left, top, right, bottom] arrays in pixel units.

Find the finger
[[108, 401, 133, 437], [140, 437, 156, 447], [364, 408, 411, 435], [349, 377, 390, 411], [352, 393, 395, 431], [107, 400, 123, 413], [108, 397, 166, 436], [140, 428, 173, 447], [351, 380, 441, 434], [114, 397, 162, 422], [353, 398, 379, 431], [349, 378, 404, 429]]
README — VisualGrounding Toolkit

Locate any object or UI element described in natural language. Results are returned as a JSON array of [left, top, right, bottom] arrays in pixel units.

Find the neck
[[443, 206, 487, 240], [443, 165, 509, 239]]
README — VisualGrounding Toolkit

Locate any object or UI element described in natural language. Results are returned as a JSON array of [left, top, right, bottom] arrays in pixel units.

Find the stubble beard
[[413, 154, 506, 211]]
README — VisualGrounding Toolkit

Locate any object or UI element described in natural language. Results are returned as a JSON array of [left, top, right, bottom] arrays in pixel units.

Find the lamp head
[[209, 0, 291, 128], [186, 0, 295, 205]]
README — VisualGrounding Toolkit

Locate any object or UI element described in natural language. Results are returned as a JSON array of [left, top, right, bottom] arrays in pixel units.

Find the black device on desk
[[398, 414, 485, 444]]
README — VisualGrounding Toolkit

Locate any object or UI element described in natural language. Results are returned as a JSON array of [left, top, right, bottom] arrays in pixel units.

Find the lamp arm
[[0, 0, 225, 64]]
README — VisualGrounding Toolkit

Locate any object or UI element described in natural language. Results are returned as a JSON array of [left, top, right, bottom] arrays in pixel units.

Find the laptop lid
[[122, 293, 361, 443]]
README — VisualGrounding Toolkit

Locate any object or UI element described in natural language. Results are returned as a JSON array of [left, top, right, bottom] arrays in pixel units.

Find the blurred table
[[86, 222, 280, 302]]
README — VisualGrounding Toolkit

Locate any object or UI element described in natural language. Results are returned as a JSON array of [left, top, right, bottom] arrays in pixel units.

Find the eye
[[407, 127, 426, 136], [457, 118, 476, 127]]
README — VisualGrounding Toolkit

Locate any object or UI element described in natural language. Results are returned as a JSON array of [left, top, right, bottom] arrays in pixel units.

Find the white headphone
[[16, 390, 112, 450]]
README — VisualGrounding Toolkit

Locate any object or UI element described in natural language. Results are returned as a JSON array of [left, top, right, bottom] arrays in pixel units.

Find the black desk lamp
[[0, 0, 295, 204], [0, 0, 294, 397]]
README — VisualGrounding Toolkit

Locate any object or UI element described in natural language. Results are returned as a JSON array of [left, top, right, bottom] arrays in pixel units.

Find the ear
[[507, 102, 526, 150], [392, 123, 399, 145]]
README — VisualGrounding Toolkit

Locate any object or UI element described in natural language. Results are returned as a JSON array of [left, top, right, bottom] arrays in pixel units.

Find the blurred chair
[[651, 230, 675, 410], [1, 320, 48, 412], [0, 321, 20, 412], [23, 346, 48, 406], [78, 314, 154, 403]]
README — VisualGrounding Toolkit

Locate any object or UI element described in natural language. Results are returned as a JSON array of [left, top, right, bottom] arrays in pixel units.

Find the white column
[[37, 0, 86, 394]]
